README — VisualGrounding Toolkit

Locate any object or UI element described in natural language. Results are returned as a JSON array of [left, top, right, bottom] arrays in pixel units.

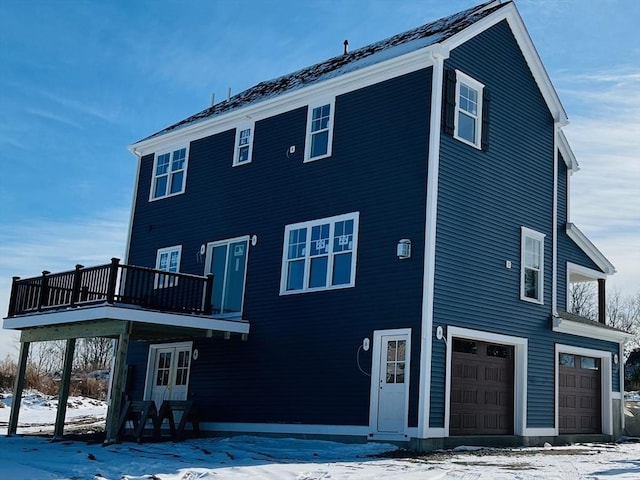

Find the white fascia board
[[567, 262, 608, 281], [566, 223, 616, 275], [552, 316, 632, 343], [129, 47, 439, 156], [443, 2, 568, 126], [3, 305, 250, 334], [557, 129, 580, 173]]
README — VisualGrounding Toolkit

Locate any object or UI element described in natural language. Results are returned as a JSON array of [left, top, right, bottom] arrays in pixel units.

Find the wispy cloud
[[27, 108, 84, 130], [559, 67, 640, 293], [0, 210, 129, 358]]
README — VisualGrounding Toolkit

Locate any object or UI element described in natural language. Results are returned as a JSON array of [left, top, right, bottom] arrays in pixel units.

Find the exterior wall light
[[397, 239, 411, 259]]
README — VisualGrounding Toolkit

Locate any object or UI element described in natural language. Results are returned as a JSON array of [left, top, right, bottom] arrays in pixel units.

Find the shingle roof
[[140, 0, 506, 143]]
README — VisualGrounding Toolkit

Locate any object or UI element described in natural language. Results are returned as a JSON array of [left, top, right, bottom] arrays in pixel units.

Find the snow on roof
[[140, 1, 506, 142]]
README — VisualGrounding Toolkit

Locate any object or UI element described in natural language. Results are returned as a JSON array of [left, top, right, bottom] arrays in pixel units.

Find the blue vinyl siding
[[430, 20, 618, 429], [126, 68, 433, 427]]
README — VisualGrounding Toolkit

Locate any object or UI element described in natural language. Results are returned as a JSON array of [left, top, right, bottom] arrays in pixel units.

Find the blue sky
[[0, 0, 638, 358]]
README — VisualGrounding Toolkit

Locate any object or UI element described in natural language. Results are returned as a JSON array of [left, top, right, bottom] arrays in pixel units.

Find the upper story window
[[155, 245, 182, 288], [454, 71, 484, 149], [205, 237, 249, 317], [233, 125, 253, 166], [520, 227, 545, 304], [150, 147, 188, 200], [305, 99, 335, 162], [280, 212, 359, 294]]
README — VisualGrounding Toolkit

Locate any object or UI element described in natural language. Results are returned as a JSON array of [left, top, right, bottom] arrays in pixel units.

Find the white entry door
[[371, 331, 410, 435], [146, 342, 192, 406]]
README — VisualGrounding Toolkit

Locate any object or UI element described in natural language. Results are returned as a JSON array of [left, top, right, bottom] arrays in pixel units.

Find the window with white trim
[[454, 71, 484, 149], [304, 99, 335, 162], [520, 227, 545, 303], [233, 125, 253, 166], [280, 212, 359, 294], [155, 245, 182, 288], [150, 147, 188, 200]]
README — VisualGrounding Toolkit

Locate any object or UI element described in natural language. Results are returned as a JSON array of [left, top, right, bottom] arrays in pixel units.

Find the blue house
[[4, 0, 631, 448]]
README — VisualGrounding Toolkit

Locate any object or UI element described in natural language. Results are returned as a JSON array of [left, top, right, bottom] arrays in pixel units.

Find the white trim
[[155, 245, 182, 289], [418, 47, 449, 439], [124, 150, 142, 264], [524, 427, 556, 437], [233, 123, 254, 166], [567, 262, 607, 282], [566, 223, 616, 275], [143, 341, 193, 402], [445, 2, 567, 125], [3, 304, 251, 334], [279, 212, 359, 295], [611, 391, 622, 400], [369, 328, 412, 438], [204, 235, 250, 318], [130, 48, 437, 156], [552, 126, 559, 316], [557, 130, 579, 173], [199, 422, 370, 437], [555, 344, 614, 436], [520, 227, 545, 304], [304, 98, 335, 162], [444, 326, 528, 437], [453, 70, 484, 149], [148, 145, 189, 201], [552, 315, 632, 343]]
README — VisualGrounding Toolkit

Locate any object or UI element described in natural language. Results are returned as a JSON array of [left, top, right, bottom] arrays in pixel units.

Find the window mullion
[[303, 227, 312, 289], [326, 221, 335, 287]]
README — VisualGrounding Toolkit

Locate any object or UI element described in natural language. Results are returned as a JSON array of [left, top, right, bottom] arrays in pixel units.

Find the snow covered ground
[[0, 391, 639, 479]]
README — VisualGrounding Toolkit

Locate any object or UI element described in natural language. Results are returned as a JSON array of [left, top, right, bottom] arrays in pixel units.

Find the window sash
[[454, 71, 484, 149], [305, 101, 334, 161], [155, 246, 182, 289], [152, 148, 187, 199], [234, 127, 253, 165], [520, 228, 545, 303]]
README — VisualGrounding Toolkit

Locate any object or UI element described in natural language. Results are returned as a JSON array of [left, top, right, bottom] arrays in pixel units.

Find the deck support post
[[598, 278, 606, 324], [7, 340, 30, 436], [104, 322, 131, 444], [53, 338, 76, 440]]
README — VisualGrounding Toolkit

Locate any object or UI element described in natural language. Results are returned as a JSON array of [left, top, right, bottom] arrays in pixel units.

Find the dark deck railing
[[7, 258, 214, 318]]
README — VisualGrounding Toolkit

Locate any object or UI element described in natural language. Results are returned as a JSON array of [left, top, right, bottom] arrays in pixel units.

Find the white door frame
[[369, 328, 411, 439], [554, 343, 613, 435], [143, 341, 193, 402]]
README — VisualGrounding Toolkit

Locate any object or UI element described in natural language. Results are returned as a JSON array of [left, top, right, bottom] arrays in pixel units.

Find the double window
[[233, 125, 253, 166], [305, 99, 335, 162], [454, 71, 484, 149], [150, 147, 188, 200], [280, 212, 359, 294], [155, 245, 182, 288], [520, 227, 545, 303]]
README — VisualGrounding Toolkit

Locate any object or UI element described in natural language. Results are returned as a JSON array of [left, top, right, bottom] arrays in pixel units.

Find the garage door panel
[[559, 354, 601, 434], [450, 339, 514, 435]]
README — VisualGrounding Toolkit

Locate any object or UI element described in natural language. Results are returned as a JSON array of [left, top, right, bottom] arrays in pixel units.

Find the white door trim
[[444, 326, 528, 437], [554, 343, 613, 435], [369, 328, 411, 439], [143, 341, 193, 402]]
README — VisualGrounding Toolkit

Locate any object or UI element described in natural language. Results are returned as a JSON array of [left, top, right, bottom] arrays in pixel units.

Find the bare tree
[[608, 290, 640, 358], [568, 281, 597, 320], [74, 337, 113, 372]]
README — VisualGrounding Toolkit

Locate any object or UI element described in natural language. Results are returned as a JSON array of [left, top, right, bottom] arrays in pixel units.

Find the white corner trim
[[565, 224, 616, 275], [552, 316, 632, 343], [418, 49, 448, 439]]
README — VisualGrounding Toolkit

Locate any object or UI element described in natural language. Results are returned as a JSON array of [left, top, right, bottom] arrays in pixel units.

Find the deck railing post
[[70, 264, 84, 307], [37, 271, 50, 312], [8, 276, 20, 317], [107, 258, 120, 304], [204, 274, 214, 315]]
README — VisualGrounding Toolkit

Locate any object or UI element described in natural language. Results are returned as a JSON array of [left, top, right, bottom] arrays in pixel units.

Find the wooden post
[[104, 323, 131, 444], [7, 341, 30, 436], [598, 278, 606, 324], [8, 276, 20, 317], [37, 271, 50, 311], [107, 258, 120, 304], [53, 338, 76, 440], [70, 264, 84, 307], [204, 274, 214, 315]]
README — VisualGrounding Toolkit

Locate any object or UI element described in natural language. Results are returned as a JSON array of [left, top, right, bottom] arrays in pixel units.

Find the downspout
[[418, 45, 449, 439]]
